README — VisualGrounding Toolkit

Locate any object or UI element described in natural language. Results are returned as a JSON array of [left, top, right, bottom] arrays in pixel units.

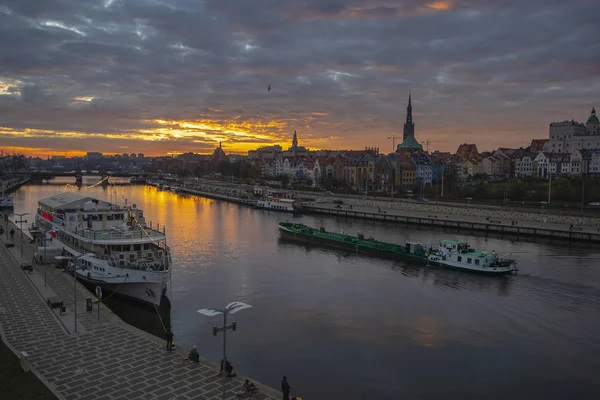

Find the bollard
[[86, 298, 93, 312], [20, 351, 30, 372]]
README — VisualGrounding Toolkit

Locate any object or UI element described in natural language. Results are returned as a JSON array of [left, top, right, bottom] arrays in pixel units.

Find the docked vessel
[[257, 198, 300, 213], [34, 193, 171, 305], [427, 240, 517, 275], [278, 222, 428, 262]]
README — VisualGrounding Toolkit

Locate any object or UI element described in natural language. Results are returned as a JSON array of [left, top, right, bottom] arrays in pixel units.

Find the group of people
[[183, 342, 299, 400]]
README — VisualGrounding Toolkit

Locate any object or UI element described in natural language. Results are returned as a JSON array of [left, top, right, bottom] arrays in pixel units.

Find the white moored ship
[[427, 240, 517, 275], [255, 197, 299, 213], [35, 193, 171, 306]]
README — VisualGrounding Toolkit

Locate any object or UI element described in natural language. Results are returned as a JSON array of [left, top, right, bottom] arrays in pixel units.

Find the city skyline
[[1, 0, 599, 157]]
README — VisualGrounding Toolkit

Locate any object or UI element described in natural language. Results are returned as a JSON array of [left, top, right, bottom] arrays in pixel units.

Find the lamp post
[[38, 227, 54, 287], [55, 253, 94, 334], [12, 212, 29, 261], [198, 301, 252, 377]]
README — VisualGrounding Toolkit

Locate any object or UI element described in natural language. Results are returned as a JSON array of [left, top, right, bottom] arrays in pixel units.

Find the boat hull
[[74, 271, 167, 306], [279, 225, 428, 264], [426, 260, 515, 275]]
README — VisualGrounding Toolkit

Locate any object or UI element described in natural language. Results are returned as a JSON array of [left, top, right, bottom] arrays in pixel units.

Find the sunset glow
[[427, 2, 453, 10], [0, 0, 596, 157]]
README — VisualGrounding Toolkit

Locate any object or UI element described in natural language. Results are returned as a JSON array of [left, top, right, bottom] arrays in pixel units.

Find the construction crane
[[387, 136, 401, 152], [421, 139, 447, 152]]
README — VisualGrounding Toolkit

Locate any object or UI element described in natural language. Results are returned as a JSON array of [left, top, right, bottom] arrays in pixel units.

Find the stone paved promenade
[[0, 224, 281, 400]]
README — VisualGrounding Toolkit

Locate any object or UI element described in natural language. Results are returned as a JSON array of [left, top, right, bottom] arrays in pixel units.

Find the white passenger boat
[[34, 193, 171, 305], [255, 197, 299, 213], [427, 240, 517, 275]]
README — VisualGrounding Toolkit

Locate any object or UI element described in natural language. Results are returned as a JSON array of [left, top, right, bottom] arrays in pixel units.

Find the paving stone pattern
[[0, 229, 279, 400]]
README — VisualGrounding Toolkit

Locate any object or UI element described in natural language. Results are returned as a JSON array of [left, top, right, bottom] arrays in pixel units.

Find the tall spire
[[593, 106, 596, 115], [402, 92, 415, 141], [292, 130, 298, 148], [406, 92, 412, 124]]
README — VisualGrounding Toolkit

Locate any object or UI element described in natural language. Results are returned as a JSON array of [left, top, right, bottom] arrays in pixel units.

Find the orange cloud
[[427, 1, 453, 10]]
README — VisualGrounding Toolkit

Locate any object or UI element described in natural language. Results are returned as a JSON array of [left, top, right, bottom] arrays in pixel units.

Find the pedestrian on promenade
[[188, 345, 199, 363], [10, 228, 14, 239], [281, 376, 291, 400], [166, 329, 173, 351]]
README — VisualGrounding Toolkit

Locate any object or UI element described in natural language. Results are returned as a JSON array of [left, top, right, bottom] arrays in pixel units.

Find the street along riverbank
[[0, 219, 283, 400], [165, 180, 600, 244]]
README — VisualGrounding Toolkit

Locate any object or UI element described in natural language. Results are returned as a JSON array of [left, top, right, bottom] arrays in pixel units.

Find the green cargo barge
[[278, 221, 429, 264]]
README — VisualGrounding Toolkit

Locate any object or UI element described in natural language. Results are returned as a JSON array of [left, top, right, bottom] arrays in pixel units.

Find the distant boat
[[427, 240, 517, 275], [256, 197, 300, 213], [278, 222, 518, 275]]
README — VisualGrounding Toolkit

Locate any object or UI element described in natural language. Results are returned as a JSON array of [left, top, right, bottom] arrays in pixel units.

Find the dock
[[0, 221, 281, 400], [176, 187, 258, 206], [302, 203, 600, 244]]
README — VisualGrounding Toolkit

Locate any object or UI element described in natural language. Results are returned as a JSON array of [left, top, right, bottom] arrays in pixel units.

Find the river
[[9, 178, 600, 400]]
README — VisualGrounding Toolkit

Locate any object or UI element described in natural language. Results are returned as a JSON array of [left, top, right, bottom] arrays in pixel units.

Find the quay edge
[[0, 220, 283, 400], [301, 205, 600, 244]]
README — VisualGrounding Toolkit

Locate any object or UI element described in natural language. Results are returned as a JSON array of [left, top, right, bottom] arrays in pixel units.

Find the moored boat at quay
[[278, 222, 429, 263], [34, 192, 172, 305], [257, 197, 300, 213]]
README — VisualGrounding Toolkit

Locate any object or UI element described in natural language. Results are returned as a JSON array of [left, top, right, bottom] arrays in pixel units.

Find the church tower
[[403, 93, 415, 140], [292, 130, 298, 148]]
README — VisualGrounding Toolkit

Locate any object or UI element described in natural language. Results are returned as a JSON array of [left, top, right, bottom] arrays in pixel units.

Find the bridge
[[27, 171, 149, 180]]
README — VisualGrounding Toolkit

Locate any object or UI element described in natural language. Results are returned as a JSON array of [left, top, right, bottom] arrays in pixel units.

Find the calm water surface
[[11, 178, 600, 400]]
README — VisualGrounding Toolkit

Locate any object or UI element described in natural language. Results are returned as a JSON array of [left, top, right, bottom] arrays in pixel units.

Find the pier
[[1, 176, 31, 195], [0, 220, 281, 400], [302, 203, 600, 243]]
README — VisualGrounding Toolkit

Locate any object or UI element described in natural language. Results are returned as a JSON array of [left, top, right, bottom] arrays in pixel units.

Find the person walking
[[281, 376, 291, 400], [166, 329, 173, 351], [10, 228, 15, 240]]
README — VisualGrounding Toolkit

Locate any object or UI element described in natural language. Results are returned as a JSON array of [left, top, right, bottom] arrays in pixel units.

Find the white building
[[515, 153, 536, 177], [548, 108, 600, 153], [533, 152, 550, 178]]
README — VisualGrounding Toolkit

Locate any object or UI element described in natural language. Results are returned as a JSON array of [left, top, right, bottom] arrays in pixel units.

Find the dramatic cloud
[[0, 0, 598, 156]]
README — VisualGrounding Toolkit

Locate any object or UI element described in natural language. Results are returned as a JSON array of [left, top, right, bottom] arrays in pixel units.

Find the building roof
[[39, 193, 94, 211], [587, 107, 599, 124], [456, 143, 479, 158], [397, 135, 423, 150], [394, 153, 416, 169], [529, 139, 548, 152]]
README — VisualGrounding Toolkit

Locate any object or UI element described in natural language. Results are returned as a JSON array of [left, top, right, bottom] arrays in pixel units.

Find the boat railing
[[59, 224, 166, 241]]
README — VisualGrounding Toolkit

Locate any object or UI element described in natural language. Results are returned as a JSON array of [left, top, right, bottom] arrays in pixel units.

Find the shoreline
[[0, 219, 283, 400], [163, 180, 600, 244]]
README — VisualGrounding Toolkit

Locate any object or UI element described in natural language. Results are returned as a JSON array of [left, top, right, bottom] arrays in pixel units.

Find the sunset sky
[[1, 0, 598, 157]]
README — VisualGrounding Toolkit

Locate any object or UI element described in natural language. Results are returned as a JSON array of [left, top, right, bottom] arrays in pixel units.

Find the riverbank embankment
[[168, 179, 600, 243], [0, 219, 282, 400]]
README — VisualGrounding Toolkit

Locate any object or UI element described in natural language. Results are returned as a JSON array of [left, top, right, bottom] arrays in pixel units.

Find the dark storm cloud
[[0, 0, 598, 154]]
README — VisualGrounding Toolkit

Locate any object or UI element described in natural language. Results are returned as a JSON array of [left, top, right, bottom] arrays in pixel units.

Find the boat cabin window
[[457, 256, 462, 262], [467, 258, 472, 264], [143, 244, 150, 250], [475, 259, 480, 265], [134, 244, 141, 251]]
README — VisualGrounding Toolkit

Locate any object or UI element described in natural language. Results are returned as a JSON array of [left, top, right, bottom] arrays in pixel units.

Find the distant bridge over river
[[28, 171, 149, 180]]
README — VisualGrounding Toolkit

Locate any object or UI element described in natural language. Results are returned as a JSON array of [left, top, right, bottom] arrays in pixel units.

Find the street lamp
[[12, 212, 29, 261], [197, 302, 252, 377], [38, 227, 54, 287], [55, 253, 94, 334]]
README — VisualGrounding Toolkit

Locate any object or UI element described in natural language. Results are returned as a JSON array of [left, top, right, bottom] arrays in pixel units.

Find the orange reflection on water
[[138, 186, 251, 270], [412, 315, 440, 347]]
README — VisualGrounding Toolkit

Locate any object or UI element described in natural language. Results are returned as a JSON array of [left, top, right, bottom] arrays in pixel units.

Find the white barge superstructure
[[35, 193, 171, 306]]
